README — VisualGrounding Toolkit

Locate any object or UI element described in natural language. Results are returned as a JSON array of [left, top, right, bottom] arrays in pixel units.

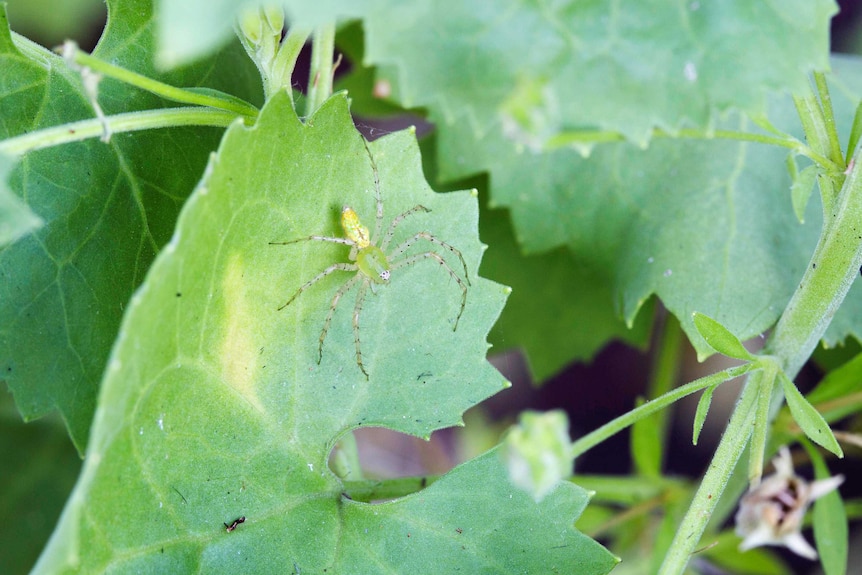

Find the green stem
[[570, 364, 755, 459], [70, 45, 259, 119], [660, 123, 862, 575], [0, 107, 239, 156], [659, 371, 761, 574], [545, 127, 839, 173], [272, 27, 311, 104], [813, 71, 845, 168], [305, 23, 336, 117], [767, 150, 862, 376]]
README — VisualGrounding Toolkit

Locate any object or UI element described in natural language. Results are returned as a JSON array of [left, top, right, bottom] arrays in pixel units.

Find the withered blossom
[[735, 446, 844, 560]]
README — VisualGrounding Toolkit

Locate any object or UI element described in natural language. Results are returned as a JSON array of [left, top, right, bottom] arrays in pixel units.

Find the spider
[[270, 147, 470, 379]]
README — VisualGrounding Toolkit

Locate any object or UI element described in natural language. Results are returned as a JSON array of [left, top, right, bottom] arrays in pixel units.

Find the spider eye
[[380, 270, 390, 281]]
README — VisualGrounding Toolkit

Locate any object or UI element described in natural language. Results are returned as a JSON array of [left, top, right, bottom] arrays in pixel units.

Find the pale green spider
[[270, 147, 470, 378]]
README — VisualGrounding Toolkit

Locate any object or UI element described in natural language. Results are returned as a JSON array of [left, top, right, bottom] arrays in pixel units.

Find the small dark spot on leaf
[[456, 527, 463, 534], [176, 292, 182, 297], [812, 263, 816, 269], [224, 516, 245, 532]]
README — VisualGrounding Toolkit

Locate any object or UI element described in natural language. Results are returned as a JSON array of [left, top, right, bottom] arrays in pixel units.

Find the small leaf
[[692, 312, 755, 361], [749, 367, 777, 485], [692, 385, 716, 445], [779, 372, 843, 457], [846, 98, 862, 165], [790, 164, 818, 223], [631, 396, 662, 477], [806, 444, 848, 575]]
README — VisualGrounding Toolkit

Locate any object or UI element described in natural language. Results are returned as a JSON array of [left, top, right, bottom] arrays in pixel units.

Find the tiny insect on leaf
[[224, 516, 246, 533]]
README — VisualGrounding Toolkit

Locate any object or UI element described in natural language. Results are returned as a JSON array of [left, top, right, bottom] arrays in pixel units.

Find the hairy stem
[[68, 44, 258, 119], [660, 124, 862, 575], [570, 364, 755, 459], [0, 108, 240, 156], [305, 23, 336, 117], [659, 373, 760, 574], [273, 27, 311, 104], [546, 127, 839, 173]]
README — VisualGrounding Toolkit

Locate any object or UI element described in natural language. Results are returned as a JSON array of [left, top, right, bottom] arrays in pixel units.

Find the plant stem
[[660, 133, 862, 575], [69, 45, 259, 119], [546, 127, 839, 173], [813, 71, 845, 168], [767, 152, 862, 376], [305, 23, 336, 117], [0, 108, 240, 156], [570, 364, 755, 459], [272, 27, 311, 104], [658, 371, 760, 574]]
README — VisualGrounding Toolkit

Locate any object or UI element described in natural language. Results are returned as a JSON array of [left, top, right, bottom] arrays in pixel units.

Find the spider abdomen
[[341, 205, 371, 248]]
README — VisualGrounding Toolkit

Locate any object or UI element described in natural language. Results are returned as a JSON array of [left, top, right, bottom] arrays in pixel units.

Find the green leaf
[[417, 135, 653, 382], [479, 201, 652, 381], [30, 94, 613, 574], [0, 0, 261, 451], [692, 312, 756, 361], [0, 393, 80, 575], [438, 57, 862, 360], [157, 1, 836, 142], [846, 99, 862, 165], [702, 530, 791, 575], [805, 443, 848, 575], [631, 396, 662, 477], [367, 0, 835, 145], [790, 163, 818, 224], [335, 447, 617, 574], [692, 385, 716, 446], [778, 372, 842, 456], [435, 102, 823, 360], [805, 351, 862, 423], [748, 366, 777, 484], [0, 153, 42, 246]]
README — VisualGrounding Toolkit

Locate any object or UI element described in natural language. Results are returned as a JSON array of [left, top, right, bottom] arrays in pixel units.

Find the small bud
[[735, 446, 844, 560], [238, 9, 264, 45], [263, 5, 285, 37], [503, 410, 572, 502]]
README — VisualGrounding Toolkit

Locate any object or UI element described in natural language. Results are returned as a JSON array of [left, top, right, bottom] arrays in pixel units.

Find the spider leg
[[389, 232, 471, 286], [352, 280, 371, 379], [389, 251, 468, 330], [362, 138, 385, 245], [270, 235, 355, 247], [279, 263, 357, 310], [318, 274, 362, 364], [379, 206, 431, 252]]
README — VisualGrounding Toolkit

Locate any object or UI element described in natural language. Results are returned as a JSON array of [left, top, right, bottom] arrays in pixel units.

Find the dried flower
[[735, 447, 844, 559]]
